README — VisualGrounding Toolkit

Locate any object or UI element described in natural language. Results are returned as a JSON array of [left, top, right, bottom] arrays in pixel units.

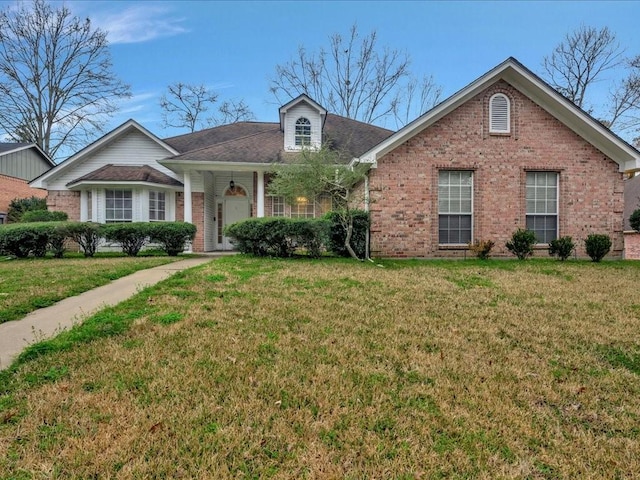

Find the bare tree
[[160, 83, 218, 132], [392, 74, 442, 128], [0, 0, 131, 161], [160, 83, 255, 132], [216, 98, 255, 125], [543, 25, 640, 138], [270, 24, 440, 127]]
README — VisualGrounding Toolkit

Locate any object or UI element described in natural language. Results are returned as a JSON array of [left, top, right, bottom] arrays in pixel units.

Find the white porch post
[[80, 190, 88, 221], [183, 170, 193, 223], [257, 171, 265, 217]]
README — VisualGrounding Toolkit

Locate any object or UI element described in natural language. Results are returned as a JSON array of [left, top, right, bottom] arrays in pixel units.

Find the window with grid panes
[[438, 170, 473, 244], [105, 189, 132, 223], [271, 196, 286, 217], [149, 191, 166, 221], [295, 117, 311, 146], [526, 171, 558, 243]]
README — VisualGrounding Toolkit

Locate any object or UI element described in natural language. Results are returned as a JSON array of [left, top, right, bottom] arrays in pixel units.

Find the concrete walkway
[[0, 256, 213, 370]]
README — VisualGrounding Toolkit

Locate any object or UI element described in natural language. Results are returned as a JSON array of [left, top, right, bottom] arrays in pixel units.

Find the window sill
[[438, 244, 469, 250]]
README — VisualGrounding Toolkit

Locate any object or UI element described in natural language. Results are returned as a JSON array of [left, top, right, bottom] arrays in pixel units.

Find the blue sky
[[4, 0, 640, 148]]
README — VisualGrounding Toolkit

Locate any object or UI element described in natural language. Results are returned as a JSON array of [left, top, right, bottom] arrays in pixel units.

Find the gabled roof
[[159, 114, 393, 170], [0, 142, 55, 167], [30, 119, 179, 188], [355, 57, 640, 173], [279, 94, 327, 130], [67, 164, 183, 188]]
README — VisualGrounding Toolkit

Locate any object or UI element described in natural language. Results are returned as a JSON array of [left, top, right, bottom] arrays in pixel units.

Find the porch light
[[229, 180, 235, 190]]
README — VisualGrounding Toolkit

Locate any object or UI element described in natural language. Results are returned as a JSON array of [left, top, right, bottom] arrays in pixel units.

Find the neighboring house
[[30, 95, 392, 252], [354, 57, 640, 258], [0, 143, 54, 224], [623, 174, 640, 259], [29, 59, 640, 257]]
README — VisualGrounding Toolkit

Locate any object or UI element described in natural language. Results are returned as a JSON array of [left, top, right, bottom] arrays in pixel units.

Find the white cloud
[[89, 4, 188, 44]]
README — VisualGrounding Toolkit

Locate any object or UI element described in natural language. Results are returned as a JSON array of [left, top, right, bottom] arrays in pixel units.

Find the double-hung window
[[271, 196, 286, 217], [438, 170, 473, 244], [105, 189, 132, 223], [526, 172, 558, 243], [149, 191, 166, 221]]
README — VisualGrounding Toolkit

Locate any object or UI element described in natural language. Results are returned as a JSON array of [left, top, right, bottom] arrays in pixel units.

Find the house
[[354, 57, 640, 258], [0, 143, 54, 224], [623, 174, 640, 259], [29, 58, 640, 257], [29, 95, 392, 251]]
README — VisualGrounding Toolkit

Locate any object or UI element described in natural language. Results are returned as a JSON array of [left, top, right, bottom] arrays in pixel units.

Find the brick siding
[[45, 190, 81, 221], [0, 174, 47, 219], [368, 80, 624, 258]]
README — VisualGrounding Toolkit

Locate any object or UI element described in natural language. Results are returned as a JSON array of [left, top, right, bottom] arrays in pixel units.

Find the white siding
[[44, 130, 181, 190], [283, 103, 322, 150]]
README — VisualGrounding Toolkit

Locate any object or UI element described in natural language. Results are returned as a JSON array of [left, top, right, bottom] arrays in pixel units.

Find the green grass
[[0, 255, 180, 324], [1, 255, 640, 478]]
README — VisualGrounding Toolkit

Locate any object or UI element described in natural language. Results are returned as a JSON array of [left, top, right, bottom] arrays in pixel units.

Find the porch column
[[257, 171, 265, 217], [80, 190, 88, 221], [184, 170, 193, 223]]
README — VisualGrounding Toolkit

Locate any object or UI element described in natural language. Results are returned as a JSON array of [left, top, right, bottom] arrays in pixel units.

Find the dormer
[[279, 94, 327, 151]]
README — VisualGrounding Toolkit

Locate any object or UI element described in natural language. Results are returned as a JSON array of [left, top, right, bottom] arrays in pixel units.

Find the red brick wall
[[369, 80, 624, 258], [46, 190, 81, 221], [176, 192, 205, 252], [624, 232, 640, 259], [0, 174, 48, 219]]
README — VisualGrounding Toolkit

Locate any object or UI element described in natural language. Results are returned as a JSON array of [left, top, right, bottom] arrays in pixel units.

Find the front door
[[220, 185, 250, 250]]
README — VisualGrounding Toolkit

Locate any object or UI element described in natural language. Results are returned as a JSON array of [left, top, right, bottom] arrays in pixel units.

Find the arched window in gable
[[489, 93, 510, 134], [295, 117, 312, 146]]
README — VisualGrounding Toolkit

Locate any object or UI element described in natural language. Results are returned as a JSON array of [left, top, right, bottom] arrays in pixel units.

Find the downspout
[[365, 170, 371, 261]]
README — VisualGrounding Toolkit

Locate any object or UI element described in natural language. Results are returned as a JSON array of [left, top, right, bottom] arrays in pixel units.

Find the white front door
[[222, 197, 249, 250]]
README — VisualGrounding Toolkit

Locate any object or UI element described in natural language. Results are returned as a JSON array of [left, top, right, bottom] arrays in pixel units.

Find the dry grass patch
[[1, 257, 640, 478], [0, 255, 180, 323]]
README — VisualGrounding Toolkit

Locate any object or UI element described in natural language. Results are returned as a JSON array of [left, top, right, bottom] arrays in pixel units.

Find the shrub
[[21, 210, 68, 223], [630, 209, 640, 232], [585, 234, 611, 262], [149, 222, 197, 256], [0, 223, 51, 257], [65, 222, 103, 257], [505, 228, 537, 260], [548, 236, 575, 261], [224, 217, 329, 258], [324, 210, 369, 258], [103, 222, 152, 257], [288, 219, 330, 259], [468, 239, 495, 260], [47, 223, 69, 258], [6, 196, 48, 223]]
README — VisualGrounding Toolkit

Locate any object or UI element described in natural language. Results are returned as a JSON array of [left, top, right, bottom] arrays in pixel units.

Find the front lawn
[[0, 255, 180, 324], [1, 256, 639, 478]]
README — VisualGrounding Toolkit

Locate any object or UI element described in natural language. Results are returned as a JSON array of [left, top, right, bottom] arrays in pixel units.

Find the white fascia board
[[67, 180, 183, 191], [355, 58, 640, 172], [159, 160, 272, 173], [503, 68, 640, 172], [30, 120, 179, 188]]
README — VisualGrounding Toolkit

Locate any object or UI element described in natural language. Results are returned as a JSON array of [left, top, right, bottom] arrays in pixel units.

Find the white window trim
[[489, 93, 511, 134], [525, 171, 559, 244], [438, 170, 474, 245]]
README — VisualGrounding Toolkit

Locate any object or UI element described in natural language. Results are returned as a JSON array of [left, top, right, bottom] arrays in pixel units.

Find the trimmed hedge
[[21, 210, 68, 223], [103, 222, 152, 257], [505, 228, 537, 260], [0, 222, 50, 257], [324, 210, 370, 258], [0, 221, 197, 258], [224, 217, 331, 258], [149, 222, 197, 256]]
